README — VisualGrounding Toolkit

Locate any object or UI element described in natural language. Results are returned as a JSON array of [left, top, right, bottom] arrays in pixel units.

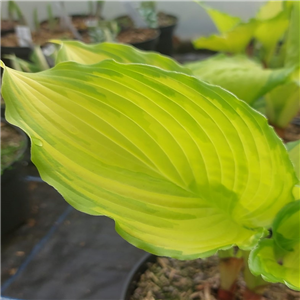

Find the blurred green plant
[[190, 1, 299, 132], [3, 46, 52, 72], [87, 20, 119, 43]]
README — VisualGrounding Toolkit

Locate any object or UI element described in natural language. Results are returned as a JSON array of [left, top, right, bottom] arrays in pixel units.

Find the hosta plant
[[1, 42, 299, 300], [190, 1, 299, 134], [137, 1, 158, 29]]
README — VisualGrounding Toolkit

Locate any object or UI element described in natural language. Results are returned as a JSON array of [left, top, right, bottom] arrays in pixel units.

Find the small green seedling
[[87, 20, 119, 43], [7, 0, 27, 26], [33, 8, 40, 32], [46, 3, 57, 32], [138, 1, 158, 28], [3, 46, 51, 73]]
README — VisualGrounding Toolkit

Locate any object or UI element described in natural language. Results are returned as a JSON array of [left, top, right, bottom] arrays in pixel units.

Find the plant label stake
[[15, 26, 33, 48]]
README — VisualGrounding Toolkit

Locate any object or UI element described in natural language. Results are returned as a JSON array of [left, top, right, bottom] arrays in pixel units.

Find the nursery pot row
[[115, 14, 178, 55]]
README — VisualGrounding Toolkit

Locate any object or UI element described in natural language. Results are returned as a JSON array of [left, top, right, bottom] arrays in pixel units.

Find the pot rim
[[120, 253, 156, 300], [117, 28, 160, 46], [157, 13, 178, 29]]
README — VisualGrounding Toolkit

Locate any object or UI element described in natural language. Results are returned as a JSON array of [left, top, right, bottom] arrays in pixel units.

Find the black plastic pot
[[1, 20, 18, 36], [115, 14, 177, 55], [156, 15, 178, 56], [117, 28, 160, 51], [121, 253, 156, 300], [1, 119, 30, 236], [131, 33, 159, 51], [1, 28, 15, 35]]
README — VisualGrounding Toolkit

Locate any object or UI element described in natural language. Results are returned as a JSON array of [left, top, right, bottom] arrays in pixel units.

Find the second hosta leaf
[[185, 54, 294, 104], [194, 1, 241, 34], [52, 40, 192, 74], [265, 73, 300, 128], [193, 20, 257, 54], [1, 60, 297, 259]]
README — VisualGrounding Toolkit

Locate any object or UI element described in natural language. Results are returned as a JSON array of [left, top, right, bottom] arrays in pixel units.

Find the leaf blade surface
[[1, 60, 297, 259]]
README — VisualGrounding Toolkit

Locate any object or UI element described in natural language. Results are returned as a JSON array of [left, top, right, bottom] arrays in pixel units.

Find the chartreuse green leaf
[[255, 1, 284, 20], [1, 60, 297, 259], [194, 1, 241, 33], [284, 1, 300, 68], [193, 19, 257, 53], [286, 140, 300, 180], [265, 69, 300, 128], [249, 201, 300, 291], [51, 40, 192, 74], [293, 186, 300, 201], [254, 8, 290, 65], [193, 1, 256, 53], [203, 11, 240, 35], [185, 53, 293, 104]]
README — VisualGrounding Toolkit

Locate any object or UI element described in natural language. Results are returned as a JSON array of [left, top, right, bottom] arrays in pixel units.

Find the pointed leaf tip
[[0, 60, 6, 69], [49, 39, 63, 45]]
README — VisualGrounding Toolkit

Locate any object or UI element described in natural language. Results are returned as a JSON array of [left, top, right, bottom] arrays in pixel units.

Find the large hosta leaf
[[185, 53, 293, 104], [193, 20, 257, 54], [249, 201, 300, 291], [1, 60, 297, 259], [52, 40, 192, 74]]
